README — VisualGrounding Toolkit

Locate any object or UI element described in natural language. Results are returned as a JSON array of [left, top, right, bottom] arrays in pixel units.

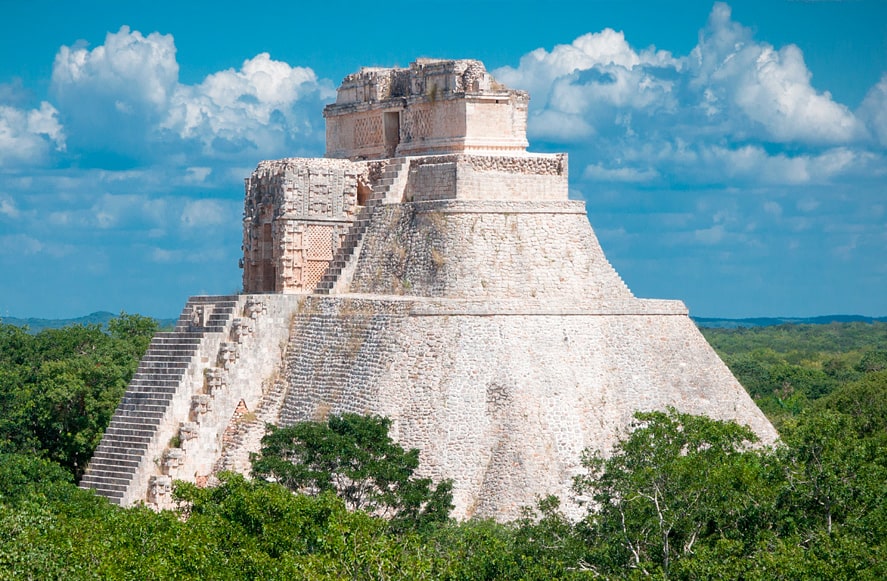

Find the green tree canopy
[[251, 414, 453, 533], [573, 408, 771, 578]]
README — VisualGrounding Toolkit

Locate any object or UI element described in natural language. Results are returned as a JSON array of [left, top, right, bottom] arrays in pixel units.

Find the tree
[[0, 314, 156, 478], [776, 409, 886, 538], [573, 408, 773, 578], [251, 414, 453, 533]]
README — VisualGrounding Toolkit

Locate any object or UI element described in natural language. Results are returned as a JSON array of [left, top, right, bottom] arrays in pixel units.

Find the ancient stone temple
[[81, 59, 777, 520]]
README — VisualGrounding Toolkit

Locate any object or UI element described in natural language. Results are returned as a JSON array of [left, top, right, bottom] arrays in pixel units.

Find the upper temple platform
[[324, 59, 529, 160]]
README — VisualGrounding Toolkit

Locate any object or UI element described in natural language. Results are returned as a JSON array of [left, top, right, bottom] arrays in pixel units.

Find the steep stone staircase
[[315, 158, 407, 294], [79, 295, 238, 503]]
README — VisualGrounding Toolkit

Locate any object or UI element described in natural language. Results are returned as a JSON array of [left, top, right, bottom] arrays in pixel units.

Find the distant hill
[[3, 311, 884, 333], [693, 315, 887, 329], [1, 311, 177, 333]]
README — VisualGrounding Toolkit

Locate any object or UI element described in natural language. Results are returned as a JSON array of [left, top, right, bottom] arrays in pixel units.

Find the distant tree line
[[0, 318, 884, 578]]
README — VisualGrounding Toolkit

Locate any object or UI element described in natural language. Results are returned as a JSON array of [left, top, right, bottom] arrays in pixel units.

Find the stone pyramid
[[81, 59, 777, 520]]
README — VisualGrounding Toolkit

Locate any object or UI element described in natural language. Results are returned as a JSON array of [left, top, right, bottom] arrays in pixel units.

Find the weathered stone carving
[[191, 394, 213, 417], [188, 304, 213, 329], [179, 422, 199, 442], [231, 318, 253, 343], [245, 297, 266, 319], [218, 342, 238, 370], [242, 158, 360, 293], [325, 59, 529, 159], [205, 367, 225, 395], [148, 475, 172, 503], [161, 448, 185, 475]]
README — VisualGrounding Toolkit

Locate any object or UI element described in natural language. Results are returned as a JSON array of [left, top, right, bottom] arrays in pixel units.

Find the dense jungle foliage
[[0, 317, 884, 579]]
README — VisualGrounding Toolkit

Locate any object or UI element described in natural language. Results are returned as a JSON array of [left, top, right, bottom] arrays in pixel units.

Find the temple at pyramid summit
[[81, 59, 777, 520]]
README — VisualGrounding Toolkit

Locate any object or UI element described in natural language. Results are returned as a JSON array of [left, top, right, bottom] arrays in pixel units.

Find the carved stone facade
[[325, 59, 529, 160], [242, 158, 363, 293]]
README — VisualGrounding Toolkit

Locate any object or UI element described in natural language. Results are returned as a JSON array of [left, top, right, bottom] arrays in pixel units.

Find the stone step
[[88, 456, 142, 470], [131, 371, 185, 380], [106, 418, 161, 431], [79, 483, 126, 499], [106, 416, 161, 428], [94, 443, 148, 458], [142, 353, 194, 360], [93, 442, 150, 457], [203, 311, 236, 319], [104, 425, 157, 438], [80, 477, 130, 493], [148, 340, 200, 346], [135, 365, 189, 374], [90, 449, 148, 464], [175, 325, 226, 333], [151, 333, 203, 341], [155, 331, 206, 339], [81, 471, 134, 486], [98, 431, 153, 445], [124, 386, 178, 396], [179, 303, 237, 313], [137, 360, 193, 368], [80, 481, 130, 497], [138, 352, 191, 361], [118, 398, 172, 409], [134, 370, 187, 379], [111, 406, 166, 417], [122, 388, 174, 399], [149, 340, 201, 349], [122, 387, 175, 402], [128, 378, 183, 388], [81, 472, 133, 487], [87, 464, 140, 478], [186, 295, 239, 303], [116, 403, 169, 414], [133, 361, 187, 379], [124, 386, 179, 395], [115, 399, 170, 410], [129, 379, 181, 388], [136, 364, 189, 373]]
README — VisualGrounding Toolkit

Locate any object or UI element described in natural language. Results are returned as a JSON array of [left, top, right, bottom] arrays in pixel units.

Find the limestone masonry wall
[[403, 154, 568, 202], [269, 296, 777, 521], [349, 200, 633, 300]]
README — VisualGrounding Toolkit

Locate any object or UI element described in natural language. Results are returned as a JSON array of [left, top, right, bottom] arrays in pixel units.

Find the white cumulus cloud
[[496, 28, 676, 108], [50, 26, 332, 163], [0, 102, 66, 167], [162, 52, 333, 158], [859, 74, 887, 147], [691, 3, 863, 144], [180, 199, 229, 228], [494, 2, 880, 190]]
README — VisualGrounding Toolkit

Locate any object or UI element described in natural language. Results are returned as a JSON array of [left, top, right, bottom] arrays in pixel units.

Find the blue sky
[[0, 0, 885, 319]]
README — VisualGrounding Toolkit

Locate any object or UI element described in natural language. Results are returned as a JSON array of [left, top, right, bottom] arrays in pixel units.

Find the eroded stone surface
[[325, 59, 528, 160]]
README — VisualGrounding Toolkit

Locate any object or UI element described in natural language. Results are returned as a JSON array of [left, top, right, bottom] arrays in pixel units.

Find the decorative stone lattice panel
[[410, 109, 432, 139], [354, 117, 383, 149], [305, 224, 335, 260], [304, 261, 331, 291]]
